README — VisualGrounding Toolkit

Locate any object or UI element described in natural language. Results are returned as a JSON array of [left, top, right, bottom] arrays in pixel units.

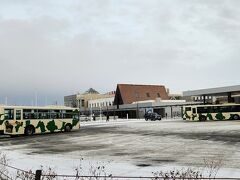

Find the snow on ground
[[1, 118, 240, 178]]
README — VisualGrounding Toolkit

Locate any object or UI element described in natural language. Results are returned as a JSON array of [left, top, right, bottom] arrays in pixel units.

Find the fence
[[1, 162, 240, 180]]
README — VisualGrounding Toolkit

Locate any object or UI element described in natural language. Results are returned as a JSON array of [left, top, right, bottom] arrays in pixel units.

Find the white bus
[[183, 104, 240, 121], [0, 105, 80, 136]]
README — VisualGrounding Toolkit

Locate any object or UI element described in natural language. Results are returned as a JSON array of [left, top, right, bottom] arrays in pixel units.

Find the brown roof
[[114, 84, 169, 105]]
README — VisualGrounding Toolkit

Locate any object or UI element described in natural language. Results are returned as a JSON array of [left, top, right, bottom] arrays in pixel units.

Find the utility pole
[[5, 96, 8, 105], [100, 104, 102, 121], [35, 91, 38, 106]]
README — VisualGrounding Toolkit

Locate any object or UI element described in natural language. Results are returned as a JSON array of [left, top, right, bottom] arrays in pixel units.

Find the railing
[[0, 162, 240, 180]]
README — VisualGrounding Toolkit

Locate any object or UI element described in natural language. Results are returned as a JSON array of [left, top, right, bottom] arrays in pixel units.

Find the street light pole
[[135, 92, 139, 119], [100, 104, 102, 121]]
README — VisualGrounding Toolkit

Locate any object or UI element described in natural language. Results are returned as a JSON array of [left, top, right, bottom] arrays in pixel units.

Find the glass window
[[4, 109, 14, 120], [38, 110, 50, 119], [185, 107, 191, 111], [50, 110, 61, 119], [157, 93, 160, 98], [81, 100, 85, 107], [16, 110, 21, 120], [146, 93, 150, 97], [212, 106, 219, 113], [23, 109, 38, 119], [197, 107, 208, 113], [63, 110, 73, 119], [219, 106, 231, 113]]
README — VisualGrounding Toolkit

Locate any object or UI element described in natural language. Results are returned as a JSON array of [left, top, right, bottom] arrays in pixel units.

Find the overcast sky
[[0, 0, 240, 105]]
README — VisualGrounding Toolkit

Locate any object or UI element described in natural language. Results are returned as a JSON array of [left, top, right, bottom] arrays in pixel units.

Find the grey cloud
[[0, 0, 239, 105]]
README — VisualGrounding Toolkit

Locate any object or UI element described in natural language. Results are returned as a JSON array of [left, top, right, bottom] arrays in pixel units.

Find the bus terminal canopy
[[183, 85, 240, 97]]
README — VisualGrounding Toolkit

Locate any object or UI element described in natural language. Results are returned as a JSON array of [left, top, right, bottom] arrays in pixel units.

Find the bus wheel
[[65, 124, 72, 132], [199, 115, 206, 122], [24, 126, 35, 136], [233, 114, 239, 120]]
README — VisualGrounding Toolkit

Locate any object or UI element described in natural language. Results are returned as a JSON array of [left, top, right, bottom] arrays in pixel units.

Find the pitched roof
[[114, 84, 169, 105], [84, 88, 99, 94]]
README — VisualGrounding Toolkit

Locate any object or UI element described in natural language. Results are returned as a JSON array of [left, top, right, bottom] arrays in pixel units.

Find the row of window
[[197, 106, 240, 114], [89, 101, 113, 108], [185, 105, 240, 114], [146, 93, 161, 98], [4, 109, 78, 120]]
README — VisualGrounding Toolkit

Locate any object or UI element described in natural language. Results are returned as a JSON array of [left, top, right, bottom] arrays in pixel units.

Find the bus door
[[15, 109, 22, 121], [192, 107, 197, 120]]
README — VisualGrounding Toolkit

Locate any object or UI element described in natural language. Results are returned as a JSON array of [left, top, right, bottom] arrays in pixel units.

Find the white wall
[[88, 97, 114, 108]]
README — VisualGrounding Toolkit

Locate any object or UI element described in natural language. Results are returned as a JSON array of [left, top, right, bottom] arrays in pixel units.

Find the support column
[[228, 92, 234, 103], [203, 95, 206, 104]]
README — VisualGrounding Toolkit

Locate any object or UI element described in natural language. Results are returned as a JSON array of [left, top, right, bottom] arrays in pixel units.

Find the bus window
[[64, 110, 73, 119], [197, 107, 208, 113], [23, 109, 38, 119], [50, 110, 61, 119], [4, 109, 14, 120], [219, 106, 231, 113], [38, 110, 50, 119], [16, 110, 21, 120], [212, 106, 219, 113], [185, 107, 191, 111]]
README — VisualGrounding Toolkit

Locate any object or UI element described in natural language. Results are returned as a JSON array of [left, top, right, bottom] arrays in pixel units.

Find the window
[[146, 93, 150, 97], [23, 109, 38, 119], [63, 110, 73, 119], [212, 106, 219, 113], [185, 107, 191, 111], [219, 106, 231, 113], [38, 110, 50, 119], [197, 107, 208, 114], [50, 110, 62, 119], [231, 105, 240, 112], [81, 100, 85, 107], [4, 109, 14, 120], [157, 93, 160, 98], [16, 110, 21, 120]]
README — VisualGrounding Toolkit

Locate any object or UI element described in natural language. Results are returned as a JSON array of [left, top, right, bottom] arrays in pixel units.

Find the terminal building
[[64, 84, 187, 119], [183, 85, 240, 104], [64, 84, 240, 119]]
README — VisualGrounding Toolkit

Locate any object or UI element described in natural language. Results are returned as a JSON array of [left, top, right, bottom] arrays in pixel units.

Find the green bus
[[183, 104, 240, 121], [0, 105, 80, 136]]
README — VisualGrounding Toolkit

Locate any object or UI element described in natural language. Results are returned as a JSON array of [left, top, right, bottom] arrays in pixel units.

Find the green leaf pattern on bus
[[26, 120, 31, 126], [183, 111, 191, 120], [15, 121, 23, 132], [207, 113, 213, 120], [36, 121, 46, 133], [46, 120, 58, 133], [192, 114, 197, 120], [60, 122, 66, 131], [72, 118, 79, 127], [215, 112, 225, 120]]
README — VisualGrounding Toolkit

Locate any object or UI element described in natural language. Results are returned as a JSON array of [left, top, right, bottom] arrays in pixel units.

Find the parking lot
[[1, 118, 240, 176]]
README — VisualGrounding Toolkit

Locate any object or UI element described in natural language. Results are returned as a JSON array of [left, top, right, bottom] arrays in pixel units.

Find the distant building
[[64, 94, 77, 108], [114, 84, 169, 107], [183, 85, 240, 104], [88, 91, 115, 108], [64, 84, 186, 119], [64, 88, 115, 111]]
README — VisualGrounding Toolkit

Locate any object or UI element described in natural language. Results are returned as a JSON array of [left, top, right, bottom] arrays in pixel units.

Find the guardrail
[[0, 162, 240, 180]]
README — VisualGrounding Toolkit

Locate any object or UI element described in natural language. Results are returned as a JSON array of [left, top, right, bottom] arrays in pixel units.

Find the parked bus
[[183, 104, 240, 121], [0, 105, 80, 136]]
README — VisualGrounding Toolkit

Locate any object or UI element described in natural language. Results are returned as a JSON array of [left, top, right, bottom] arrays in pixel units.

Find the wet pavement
[[1, 118, 240, 169]]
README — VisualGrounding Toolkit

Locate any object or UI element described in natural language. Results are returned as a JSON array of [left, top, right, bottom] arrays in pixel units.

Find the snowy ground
[[1, 118, 240, 178]]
